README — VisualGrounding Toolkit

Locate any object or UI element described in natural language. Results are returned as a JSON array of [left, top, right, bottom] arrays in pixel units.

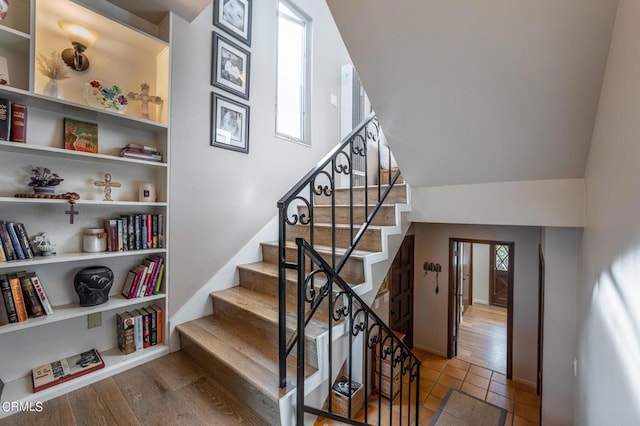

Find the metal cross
[[94, 173, 121, 201], [65, 204, 78, 224], [127, 83, 163, 120]]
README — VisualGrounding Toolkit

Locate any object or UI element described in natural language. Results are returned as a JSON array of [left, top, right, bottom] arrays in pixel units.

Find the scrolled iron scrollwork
[[351, 133, 367, 157], [350, 308, 367, 336], [332, 290, 352, 321], [284, 196, 312, 226], [303, 269, 329, 304], [311, 170, 334, 197], [367, 323, 383, 349], [333, 151, 351, 175]]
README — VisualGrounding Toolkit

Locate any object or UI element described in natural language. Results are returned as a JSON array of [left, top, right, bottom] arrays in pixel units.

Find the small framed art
[[211, 92, 249, 154], [213, 0, 252, 46], [212, 33, 250, 100]]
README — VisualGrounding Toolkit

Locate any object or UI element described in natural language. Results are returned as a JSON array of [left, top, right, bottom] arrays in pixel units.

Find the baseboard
[[413, 344, 447, 358], [472, 299, 489, 305], [512, 376, 537, 388]]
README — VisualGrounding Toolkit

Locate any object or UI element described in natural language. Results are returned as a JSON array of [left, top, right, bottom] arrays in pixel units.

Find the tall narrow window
[[276, 0, 310, 144]]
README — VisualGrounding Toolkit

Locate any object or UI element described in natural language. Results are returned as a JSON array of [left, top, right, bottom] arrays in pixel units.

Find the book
[[6, 222, 25, 260], [17, 271, 44, 318], [140, 215, 147, 250], [8, 274, 28, 322], [14, 223, 34, 259], [0, 274, 17, 323], [0, 282, 9, 325], [116, 218, 123, 252], [9, 103, 26, 143], [0, 236, 6, 262], [149, 304, 163, 344], [134, 214, 142, 250], [146, 214, 153, 249], [32, 349, 105, 392], [130, 310, 144, 351], [139, 307, 151, 348], [64, 118, 98, 153], [120, 268, 138, 298], [157, 214, 164, 248], [28, 272, 54, 315], [153, 264, 165, 295], [0, 98, 10, 141], [120, 215, 129, 251], [139, 258, 156, 297], [116, 312, 136, 354], [152, 214, 159, 249], [146, 256, 163, 296], [126, 215, 135, 251], [0, 221, 16, 261], [132, 265, 149, 298], [149, 306, 157, 346], [104, 219, 117, 252]]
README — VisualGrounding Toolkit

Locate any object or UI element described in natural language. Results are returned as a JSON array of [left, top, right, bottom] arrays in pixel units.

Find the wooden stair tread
[[261, 240, 377, 260], [177, 318, 314, 403], [212, 285, 328, 339], [239, 260, 362, 287]]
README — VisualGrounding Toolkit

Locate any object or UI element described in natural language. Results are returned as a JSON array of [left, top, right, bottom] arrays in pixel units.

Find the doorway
[[448, 238, 514, 378], [389, 234, 414, 348]]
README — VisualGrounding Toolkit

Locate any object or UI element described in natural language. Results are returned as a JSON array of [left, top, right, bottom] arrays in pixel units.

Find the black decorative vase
[[73, 266, 114, 306]]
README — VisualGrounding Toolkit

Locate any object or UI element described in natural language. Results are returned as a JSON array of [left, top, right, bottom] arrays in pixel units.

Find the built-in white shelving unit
[[0, 0, 171, 414]]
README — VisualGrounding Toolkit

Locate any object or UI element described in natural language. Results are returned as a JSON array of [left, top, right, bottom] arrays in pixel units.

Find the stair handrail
[[277, 113, 403, 388], [295, 238, 421, 425]]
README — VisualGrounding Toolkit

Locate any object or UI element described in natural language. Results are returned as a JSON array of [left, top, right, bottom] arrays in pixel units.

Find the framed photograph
[[64, 118, 98, 153], [211, 92, 249, 154], [213, 0, 252, 46], [212, 33, 250, 100]]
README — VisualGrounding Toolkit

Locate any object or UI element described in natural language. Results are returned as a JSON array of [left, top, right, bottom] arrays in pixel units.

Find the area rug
[[430, 389, 507, 426]]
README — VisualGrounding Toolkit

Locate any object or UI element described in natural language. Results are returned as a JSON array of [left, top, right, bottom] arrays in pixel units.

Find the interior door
[[490, 244, 510, 308], [461, 242, 472, 315], [389, 234, 415, 348], [449, 240, 462, 357]]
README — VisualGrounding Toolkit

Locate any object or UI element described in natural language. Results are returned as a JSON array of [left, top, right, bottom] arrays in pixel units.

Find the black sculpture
[[73, 266, 114, 306]]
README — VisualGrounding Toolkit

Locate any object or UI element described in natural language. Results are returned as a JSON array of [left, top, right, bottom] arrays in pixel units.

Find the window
[[495, 244, 510, 271], [276, 0, 311, 144]]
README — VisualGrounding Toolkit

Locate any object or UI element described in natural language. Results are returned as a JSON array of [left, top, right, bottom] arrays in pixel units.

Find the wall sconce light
[[58, 20, 99, 72]]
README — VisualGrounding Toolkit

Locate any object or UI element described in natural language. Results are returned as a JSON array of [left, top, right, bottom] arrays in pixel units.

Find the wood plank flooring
[[457, 304, 507, 374], [0, 352, 268, 426]]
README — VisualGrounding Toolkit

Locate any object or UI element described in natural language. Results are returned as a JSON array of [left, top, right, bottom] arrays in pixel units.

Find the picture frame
[[213, 0, 252, 46], [212, 33, 251, 100], [211, 92, 250, 154], [0, 56, 9, 85]]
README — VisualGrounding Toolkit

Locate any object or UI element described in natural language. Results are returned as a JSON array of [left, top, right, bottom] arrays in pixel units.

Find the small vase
[[43, 78, 64, 100], [73, 266, 114, 307], [0, 0, 9, 23], [33, 186, 55, 195]]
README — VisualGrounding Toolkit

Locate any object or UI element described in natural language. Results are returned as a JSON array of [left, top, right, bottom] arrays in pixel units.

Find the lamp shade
[[58, 20, 99, 48]]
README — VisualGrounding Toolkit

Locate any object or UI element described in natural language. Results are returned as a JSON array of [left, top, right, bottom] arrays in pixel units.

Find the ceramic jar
[[73, 266, 114, 306], [83, 228, 107, 253]]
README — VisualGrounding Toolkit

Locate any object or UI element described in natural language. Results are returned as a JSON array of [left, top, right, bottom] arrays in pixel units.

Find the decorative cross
[[127, 83, 163, 120], [65, 203, 78, 224], [94, 173, 121, 201]]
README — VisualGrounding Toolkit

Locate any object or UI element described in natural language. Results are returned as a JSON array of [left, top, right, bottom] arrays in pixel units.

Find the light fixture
[[58, 20, 99, 72]]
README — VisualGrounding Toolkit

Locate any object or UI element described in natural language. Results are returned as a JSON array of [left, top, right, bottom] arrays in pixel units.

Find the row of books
[[118, 143, 162, 162], [121, 255, 165, 299], [104, 213, 164, 252], [0, 98, 27, 143], [0, 272, 53, 326], [0, 220, 34, 262], [116, 304, 163, 355]]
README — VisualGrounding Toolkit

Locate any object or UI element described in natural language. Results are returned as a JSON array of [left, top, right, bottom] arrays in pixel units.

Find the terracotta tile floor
[[316, 349, 540, 425]]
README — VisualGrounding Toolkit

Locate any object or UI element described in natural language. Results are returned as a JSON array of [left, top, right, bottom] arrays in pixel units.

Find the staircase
[[177, 115, 417, 425]]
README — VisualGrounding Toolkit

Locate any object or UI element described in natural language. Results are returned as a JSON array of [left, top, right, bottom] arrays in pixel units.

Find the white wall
[[168, 2, 352, 336], [578, 0, 640, 423], [413, 223, 540, 385], [472, 243, 490, 305], [541, 227, 579, 426], [409, 179, 585, 227]]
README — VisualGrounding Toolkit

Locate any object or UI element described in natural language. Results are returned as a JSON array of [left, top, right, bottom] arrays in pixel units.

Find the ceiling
[[327, 0, 619, 187], [105, 0, 210, 24]]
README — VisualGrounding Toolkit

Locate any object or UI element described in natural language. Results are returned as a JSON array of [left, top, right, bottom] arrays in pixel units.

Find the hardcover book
[[0, 98, 10, 141], [116, 312, 136, 355], [8, 274, 28, 322], [64, 118, 98, 153], [17, 271, 44, 318], [9, 103, 26, 143], [6, 223, 25, 260], [150, 304, 163, 344], [28, 273, 53, 315], [15, 223, 34, 259], [32, 349, 105, 392], [0, 284, 9, 325], [0, 274, 18, 323], [0, 221, 16, 261]]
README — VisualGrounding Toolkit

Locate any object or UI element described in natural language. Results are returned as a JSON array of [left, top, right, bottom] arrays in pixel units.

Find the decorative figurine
[[94, 173, 121, 201], [32, 233, 55, 256], [127, 83, 163, 120]]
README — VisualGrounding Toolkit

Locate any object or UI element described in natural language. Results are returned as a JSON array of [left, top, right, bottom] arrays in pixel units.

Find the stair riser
[[286, 224, 382, 252], [211, 293, 319, 368], [261, 243, 365, 284], [298, 205, 397, 226], [313, 185, 407, 205], [180, 333, 280, 425]]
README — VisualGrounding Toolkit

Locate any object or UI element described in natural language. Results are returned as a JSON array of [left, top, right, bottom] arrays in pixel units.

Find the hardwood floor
[[0, 352, 268, 426], [457, 304, 507, 374]]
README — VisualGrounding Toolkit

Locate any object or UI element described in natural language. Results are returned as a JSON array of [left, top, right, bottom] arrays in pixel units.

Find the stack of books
[[116, 304, 163, 354], [104, 213, 164, 252], [118, 143, 162, 162], [0, 272, 54, 326], [0, 220, 34, 262], [121, 255, 165, 299]]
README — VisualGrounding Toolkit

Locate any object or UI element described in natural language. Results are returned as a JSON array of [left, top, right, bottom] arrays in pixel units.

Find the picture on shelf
[[213, 0, 253, 46], [0, 56, 9, 85], [212, 33, 250, 100], [211, 92, 250, 154], [64, 118, 98, 153]]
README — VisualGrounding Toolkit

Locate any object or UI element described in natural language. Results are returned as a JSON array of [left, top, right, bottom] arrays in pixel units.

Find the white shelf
[[0, 197, 167, 206], [0, 248, 166, 270], [0, 141, 167, 168], [0, 345, 169, 413], [0, 293, 166, 335], [0, 24, 30, 50]]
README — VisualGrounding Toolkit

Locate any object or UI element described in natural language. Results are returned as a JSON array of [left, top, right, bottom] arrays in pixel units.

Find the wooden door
[[461, 242, 472, 314], [490, 244, 509, 308], [389, 235, 415, 348]]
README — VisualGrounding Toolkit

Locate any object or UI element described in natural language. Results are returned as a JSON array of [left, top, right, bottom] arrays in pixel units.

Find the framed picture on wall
[[213, 0, 253, 46], [212, 33, 250, 100], [211, 92, 250, 154]]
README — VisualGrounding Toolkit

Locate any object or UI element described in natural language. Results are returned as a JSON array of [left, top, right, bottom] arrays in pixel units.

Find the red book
[[32, 349, 105, 392], [9, 103, 26, 143], [146, 214, 152, 249]]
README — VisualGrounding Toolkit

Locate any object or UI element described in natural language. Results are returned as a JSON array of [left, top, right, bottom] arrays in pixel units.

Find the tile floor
[[317, 349, 540, 425]]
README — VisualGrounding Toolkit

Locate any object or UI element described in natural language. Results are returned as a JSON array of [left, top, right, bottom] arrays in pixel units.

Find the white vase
[[43, 78, 64, 99]]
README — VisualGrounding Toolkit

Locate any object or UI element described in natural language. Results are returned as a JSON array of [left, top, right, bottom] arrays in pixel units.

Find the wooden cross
[[65, 204, 78, 224], [94, 173, 121, 201], [127, 83, 163, 120]]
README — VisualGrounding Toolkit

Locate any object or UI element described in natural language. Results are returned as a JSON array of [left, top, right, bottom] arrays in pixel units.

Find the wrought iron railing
[[277, 113, 419, 424], [294, 238, 420, 425]]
